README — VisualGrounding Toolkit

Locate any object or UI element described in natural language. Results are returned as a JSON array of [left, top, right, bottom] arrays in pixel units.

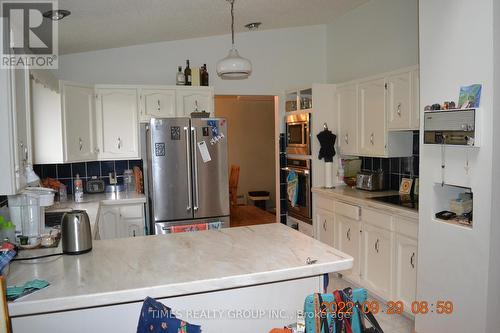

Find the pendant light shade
[[217, 0, 252, 79]]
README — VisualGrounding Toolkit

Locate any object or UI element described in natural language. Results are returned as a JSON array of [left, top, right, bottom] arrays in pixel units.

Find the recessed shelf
[[433, 183, 473, 228], [432, 217, 472, 230]]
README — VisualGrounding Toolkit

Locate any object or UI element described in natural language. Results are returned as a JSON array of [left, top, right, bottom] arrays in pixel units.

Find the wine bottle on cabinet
[[184, 60, 192, 86], [176, 66, 185, 85], [201, 64, 209, 86]]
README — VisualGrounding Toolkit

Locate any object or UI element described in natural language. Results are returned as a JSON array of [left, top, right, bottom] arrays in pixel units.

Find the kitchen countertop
[[45, 192, 147, 238], [7, 223, 353, 317], [312, 186, 419, 220]]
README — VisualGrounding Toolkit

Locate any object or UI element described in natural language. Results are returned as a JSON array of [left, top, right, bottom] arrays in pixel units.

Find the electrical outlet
[[109, 172, 117, 185]]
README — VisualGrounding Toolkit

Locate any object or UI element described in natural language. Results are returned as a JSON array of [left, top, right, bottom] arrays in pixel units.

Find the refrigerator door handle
[[191, 126, 200, 211], [184, 126, 192, 212]]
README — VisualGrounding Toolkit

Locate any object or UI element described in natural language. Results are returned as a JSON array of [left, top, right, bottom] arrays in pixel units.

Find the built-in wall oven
[[285, 113, 311, 155], [283, 158, 312, 224]]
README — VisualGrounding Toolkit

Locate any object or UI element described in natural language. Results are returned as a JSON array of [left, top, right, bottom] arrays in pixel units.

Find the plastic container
[[74, 174, 84, 203], [59, 184, 68, 202], [21, 194, 41, 246], [123, 169, 136, 193]]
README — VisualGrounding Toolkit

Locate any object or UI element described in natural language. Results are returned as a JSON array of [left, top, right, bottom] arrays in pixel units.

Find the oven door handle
[[282, 167, 309, 174]]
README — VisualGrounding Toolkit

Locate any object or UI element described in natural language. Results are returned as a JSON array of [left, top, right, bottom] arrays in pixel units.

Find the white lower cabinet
[[99, 204, 145, 240], [361, 223, 394, 300], [395, 234, 417, 309], [313, 193, 418, 313], [336, 214, 361, 283], [316, 208, 335, 247]]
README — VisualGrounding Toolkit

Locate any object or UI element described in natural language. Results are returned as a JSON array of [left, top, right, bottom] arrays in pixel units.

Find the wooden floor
[[230, 205, 276, 227]]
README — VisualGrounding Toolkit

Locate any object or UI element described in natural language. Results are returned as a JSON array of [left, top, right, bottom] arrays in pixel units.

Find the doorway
[[214, 95, 278, 227]]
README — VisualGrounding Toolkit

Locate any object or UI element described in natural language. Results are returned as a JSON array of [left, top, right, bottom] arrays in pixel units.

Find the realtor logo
[[1, 1, 58, 68]]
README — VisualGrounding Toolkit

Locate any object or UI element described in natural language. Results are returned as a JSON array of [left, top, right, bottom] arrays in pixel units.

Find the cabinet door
[[139, 89, 176, 122], [411, 70, 420, 130], [336, 215, 361, 283], [118, 204, 145, 238], [337, 84, 358, 155], [358, 79, 387, 156], [12, 68, 31, 191], [316, 208, 335, 247], [176, 89, 213, 117], [395, 235, 417, 310], [61, 82, 97, 162], [96, 88, 139, 159], [387, 72, 411, 130], [361, 223, 393, 299], [99, 207, 120, 240]]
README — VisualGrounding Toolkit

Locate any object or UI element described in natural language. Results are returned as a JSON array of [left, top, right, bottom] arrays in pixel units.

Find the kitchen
[[0, 0, 500, 332]]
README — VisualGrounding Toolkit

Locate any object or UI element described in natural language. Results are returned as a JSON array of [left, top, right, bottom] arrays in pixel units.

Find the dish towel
[[287, 171, 299, 207], [137, 297, 201, 333], [170, 223, 207, 234], [207, 221, 223, 230], [316, 129, 337, 162]]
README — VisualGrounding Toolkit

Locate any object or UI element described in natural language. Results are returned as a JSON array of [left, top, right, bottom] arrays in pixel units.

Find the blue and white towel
[[287, 171, 299, 207]]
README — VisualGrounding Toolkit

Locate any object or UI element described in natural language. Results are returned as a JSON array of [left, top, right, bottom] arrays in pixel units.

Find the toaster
[[356, 171, 385, 191]]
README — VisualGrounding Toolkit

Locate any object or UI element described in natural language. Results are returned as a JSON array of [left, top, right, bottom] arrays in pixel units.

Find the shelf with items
[[432, 183, 473, 229], [285, 88, 313, 113]]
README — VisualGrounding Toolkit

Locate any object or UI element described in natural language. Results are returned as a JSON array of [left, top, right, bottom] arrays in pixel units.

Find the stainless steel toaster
[[356, 171, 385, 191], [61, 210, 93, 255]]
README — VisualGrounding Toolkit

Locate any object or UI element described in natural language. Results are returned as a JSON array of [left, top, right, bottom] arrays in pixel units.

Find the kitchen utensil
[[61, 210, 92, 255]]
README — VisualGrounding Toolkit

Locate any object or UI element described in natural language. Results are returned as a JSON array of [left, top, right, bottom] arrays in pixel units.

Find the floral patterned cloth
[[137, 297, 201, 333]]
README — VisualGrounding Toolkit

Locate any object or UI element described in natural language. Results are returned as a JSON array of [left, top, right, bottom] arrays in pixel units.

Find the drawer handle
[[79, 137, 83, 151], [370, 133, 374, 145], [347, 228, 351, 241], [397, 102, 402, 116], [375, 239, 379, 253], [323, 220, 327, 231], [410, 252, 415, 268]]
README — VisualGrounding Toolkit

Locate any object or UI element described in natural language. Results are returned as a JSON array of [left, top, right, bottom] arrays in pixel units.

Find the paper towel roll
[[325, 162, 334, 188]]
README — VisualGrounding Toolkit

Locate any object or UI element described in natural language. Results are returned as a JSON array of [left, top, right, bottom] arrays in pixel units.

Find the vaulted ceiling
[[56, 0, 369, 54]]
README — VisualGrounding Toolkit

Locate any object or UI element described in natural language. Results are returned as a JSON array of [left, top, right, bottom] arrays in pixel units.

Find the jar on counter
[[123, 169, 136, 193]]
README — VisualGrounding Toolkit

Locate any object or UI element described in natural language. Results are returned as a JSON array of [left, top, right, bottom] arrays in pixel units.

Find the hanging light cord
[[229, 0, 235, 47]]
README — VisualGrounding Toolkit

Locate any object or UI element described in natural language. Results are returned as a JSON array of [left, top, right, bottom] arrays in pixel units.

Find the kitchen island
[[7, 223, 352, 333]]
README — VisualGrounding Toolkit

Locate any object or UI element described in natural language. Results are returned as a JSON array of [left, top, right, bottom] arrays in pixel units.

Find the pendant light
[[216, 0, 252, 79]]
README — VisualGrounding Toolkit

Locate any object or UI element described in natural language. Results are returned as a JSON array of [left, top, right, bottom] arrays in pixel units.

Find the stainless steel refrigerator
[[146, 118, 230, 234]]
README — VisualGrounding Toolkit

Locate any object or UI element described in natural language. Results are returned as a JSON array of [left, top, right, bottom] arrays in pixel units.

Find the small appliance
[[61, 210, 92, 255], [356, 170, 385, 191], [285, 113, 311, 155]]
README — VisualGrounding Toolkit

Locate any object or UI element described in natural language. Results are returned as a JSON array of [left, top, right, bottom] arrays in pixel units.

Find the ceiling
[[56, 0, 370, 54]]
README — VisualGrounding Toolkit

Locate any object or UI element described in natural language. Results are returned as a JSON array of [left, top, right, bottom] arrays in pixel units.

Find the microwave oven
[[285, 113, 311, 155]]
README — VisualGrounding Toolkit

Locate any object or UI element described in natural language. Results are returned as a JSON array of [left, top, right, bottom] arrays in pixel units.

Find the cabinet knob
[[323, 220, 327, 231], [117, 137, 121, 149], [397, 102, 402, 116], [344, 133, 349, 145], [347, 228, 351, 241], [370, 133, 374, 145], [79, 137, 83, 151], [157, 99, 161, 112], [375, 239, 379, 253], [410, 252, 415, 268], [194, 100, 199, 112]]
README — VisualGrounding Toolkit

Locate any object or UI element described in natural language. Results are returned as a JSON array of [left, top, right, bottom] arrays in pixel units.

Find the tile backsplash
[[33, 160, 143, 194], [0, 196, 7, 207], [360, 131, 419, 191]]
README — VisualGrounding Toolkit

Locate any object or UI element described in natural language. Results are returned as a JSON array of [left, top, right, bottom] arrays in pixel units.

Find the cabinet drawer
[[395, 217, 418, 239], [333, 201, 360, 221], [315, 195, 334, 212], [119, 205, 144, 219], [362, 208, 394, 231]]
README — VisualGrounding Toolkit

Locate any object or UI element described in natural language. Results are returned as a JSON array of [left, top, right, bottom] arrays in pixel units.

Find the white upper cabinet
[[337, 84, 358, 156], [176, 87, 214, 117], [139, 88, 176, 122], [387, 72, 411, 130], [358, 78, 387, 156], [96, 87, 140, 160], [61, 82, 97, 162], [0, 68, 31, 194]]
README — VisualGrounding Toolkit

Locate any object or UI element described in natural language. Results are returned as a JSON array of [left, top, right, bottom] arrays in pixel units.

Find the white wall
[[417, 1, 497, 332], [486, 0, 500, 330], [326, 0, 419, 83], [54, 25, 327, 96]]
